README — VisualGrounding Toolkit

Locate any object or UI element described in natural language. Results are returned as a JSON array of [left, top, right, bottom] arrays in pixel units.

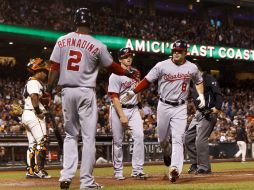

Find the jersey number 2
[[67, 50, 82, 71]]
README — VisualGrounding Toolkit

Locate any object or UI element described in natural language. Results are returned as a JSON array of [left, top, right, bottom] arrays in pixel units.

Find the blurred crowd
[[1, 0, 254, 48], [0, 77, 254, 144]]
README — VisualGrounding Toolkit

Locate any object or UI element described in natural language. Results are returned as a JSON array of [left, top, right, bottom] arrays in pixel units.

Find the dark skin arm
[[31, 93, 44, 119]]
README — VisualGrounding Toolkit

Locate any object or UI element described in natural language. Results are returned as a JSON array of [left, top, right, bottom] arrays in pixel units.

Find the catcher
[[21, 58, 51, 179]]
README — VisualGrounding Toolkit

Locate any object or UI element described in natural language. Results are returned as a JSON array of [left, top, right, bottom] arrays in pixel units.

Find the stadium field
[[0, 161, 254, 190]]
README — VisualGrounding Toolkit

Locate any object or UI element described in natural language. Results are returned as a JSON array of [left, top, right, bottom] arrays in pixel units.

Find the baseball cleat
[[80, 182, 104, 189], [41, 170, 51, 178], [169, 166, 179, 183], [188, 164, 197, 174], [60, 181, 71, 189], [34, 171, 45, 178], [26, 172, 37, 178], [195, 169, 211, 175], [115, 175, 126, 180], [131, 172, 148, 180]]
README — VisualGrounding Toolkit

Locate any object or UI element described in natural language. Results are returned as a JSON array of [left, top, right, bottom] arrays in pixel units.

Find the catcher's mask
[[27, 58, 50, 75], [74, 8, 92, 27], [118, 48, 133, 60]]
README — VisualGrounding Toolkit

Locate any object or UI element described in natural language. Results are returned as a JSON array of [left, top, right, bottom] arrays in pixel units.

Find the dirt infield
[[1, 169, 254, 189]]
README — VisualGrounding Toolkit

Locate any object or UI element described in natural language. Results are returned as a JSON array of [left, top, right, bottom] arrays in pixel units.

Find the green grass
[[0, 162, 254, 190]]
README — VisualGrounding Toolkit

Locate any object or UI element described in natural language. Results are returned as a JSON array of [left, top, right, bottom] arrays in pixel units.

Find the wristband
[[34, 106, 42, 115], [137, 102, 142, 109]]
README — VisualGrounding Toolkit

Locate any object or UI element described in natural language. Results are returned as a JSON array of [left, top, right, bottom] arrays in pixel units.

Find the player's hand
[[197, 94, 205, 109], [36, 113, 45, 120], [37, 110, 48, 120], [124, 68, 140, 81], [121, 90, 136, 103], [211, 107, 220, 114], [120, 115, 128, 127]]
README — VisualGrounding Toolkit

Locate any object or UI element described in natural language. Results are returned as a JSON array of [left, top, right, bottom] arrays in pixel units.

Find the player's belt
[[159, 98, 185, 106], [122, 104, 137, 109]]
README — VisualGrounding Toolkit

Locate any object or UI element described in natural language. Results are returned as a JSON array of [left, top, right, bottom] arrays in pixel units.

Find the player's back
[[51, 32, 112, 88]]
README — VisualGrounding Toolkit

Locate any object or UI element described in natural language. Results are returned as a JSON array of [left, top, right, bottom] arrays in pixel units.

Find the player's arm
[[47, 60, 60, 93], [195, 81, 205, 109], [137, 93, 144, 119], [109, 92, 128, 127], [195, 82, 204, 96], [99, 45, 140, 80], [121, 78, 151, 103], [30, 93, 44, 119], [209, 76, 223, 113], [107, 62, 140, 80], [193, 65, 205, 108]]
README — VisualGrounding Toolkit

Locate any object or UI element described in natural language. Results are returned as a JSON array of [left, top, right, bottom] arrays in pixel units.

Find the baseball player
[[122, 40, 205, 182], [234, 125, 248, 163], [185, 67, 223, 174], [46, 8, 140, 190], [22, 58, 51, 179], [108, 48, 146, 180]]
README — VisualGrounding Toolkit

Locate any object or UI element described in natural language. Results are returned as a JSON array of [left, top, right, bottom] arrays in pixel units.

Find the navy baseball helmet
[[74, 8, 92, 27], [172, 40, 188, 52], [118, 48, 133, 59]]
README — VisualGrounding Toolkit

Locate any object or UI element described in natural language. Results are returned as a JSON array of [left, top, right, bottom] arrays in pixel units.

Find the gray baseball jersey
[[145, 58, 202, 175], [50, 32, 113, 188], [146, 59, 202, 101], [108, 72, 144, 177], [108, 73, 138, 105], [50, 32, 113, 87]]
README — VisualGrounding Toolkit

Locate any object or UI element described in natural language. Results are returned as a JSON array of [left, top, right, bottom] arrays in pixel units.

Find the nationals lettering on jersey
[[145, 59, 203, 101], [164, 72, 192, 81], [50, 32, 113, 88], [108, 73, 138, 105]]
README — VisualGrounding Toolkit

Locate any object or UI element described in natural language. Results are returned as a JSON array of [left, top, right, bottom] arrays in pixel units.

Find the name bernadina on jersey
[[57, 38, 99, 55]]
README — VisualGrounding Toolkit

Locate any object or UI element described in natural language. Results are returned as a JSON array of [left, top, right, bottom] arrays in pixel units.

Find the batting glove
[[121, 90, 136, 103], [197, 94, 205, 109]]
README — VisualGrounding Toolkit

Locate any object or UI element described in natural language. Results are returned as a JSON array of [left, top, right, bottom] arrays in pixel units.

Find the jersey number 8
[[182, 82, 187, 92]]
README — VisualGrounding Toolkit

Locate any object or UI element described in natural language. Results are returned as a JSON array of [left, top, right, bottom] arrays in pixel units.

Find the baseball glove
[[10, 102, 23, 116]]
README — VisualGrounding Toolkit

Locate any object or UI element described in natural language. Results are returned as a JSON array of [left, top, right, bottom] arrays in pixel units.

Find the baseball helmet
[[172, 40, 188, 52], [27, 58, 50, 74], [118, 48, 133, 59], [74, 8, 92, 27]]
